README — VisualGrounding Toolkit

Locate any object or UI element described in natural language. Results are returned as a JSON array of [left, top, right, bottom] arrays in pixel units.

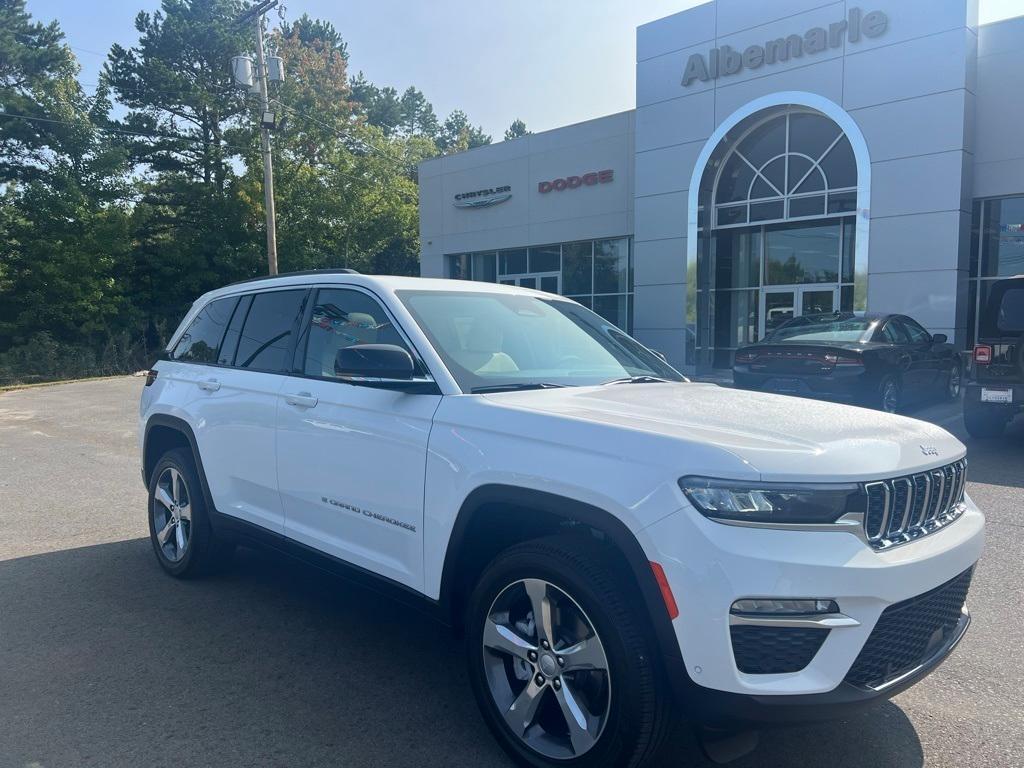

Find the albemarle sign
[[682, 7, 888, 87]]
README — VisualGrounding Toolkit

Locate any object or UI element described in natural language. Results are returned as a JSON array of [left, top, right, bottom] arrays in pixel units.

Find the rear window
[[981, 281, 1024, 337], [171, 296, 239, 363], [234, 290, 307, 372], [770, 316, 874, 343]]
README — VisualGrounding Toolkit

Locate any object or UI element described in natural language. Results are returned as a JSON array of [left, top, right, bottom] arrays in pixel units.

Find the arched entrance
[[685, 94, 870, 371]]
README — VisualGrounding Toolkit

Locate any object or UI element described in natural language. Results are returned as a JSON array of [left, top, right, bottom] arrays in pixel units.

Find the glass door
[[759, 285, 838, 339], [499, 272, 561, 294]]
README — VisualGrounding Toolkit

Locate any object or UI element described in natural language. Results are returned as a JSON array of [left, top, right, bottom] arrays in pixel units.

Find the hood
[[483, 383, 965, 482]]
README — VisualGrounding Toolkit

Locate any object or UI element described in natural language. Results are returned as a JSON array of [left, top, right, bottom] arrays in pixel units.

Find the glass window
[[764, 221, 840, 285], [529, 245, 560, 273], [828, 191, 857, 214], [235, 290, 306, 372], [788, 195, 825, 218], [717, 205, 747, 227], [303, 288, 412, 378], [841, 218, 856, 284], [749, 200, 784, 222], [738, 114, 786, 168], [980, 197, 1024, 278], [900, 317, 932, 344], [448, 254, 470, 280], [716, 154, 755, 204], [396, 290, 681, 391], [819, 135, 856, 189], [594, 238, 629, 294], [172, 296, 239, 364], [714, 229, 761, 289], [713, 289, 758, 348], [499, 249, 527, 275], [593, 294, 629, 330], [996, 287, 1024, 333], [879, 320, 910, 345], [786, 155, 814, 193], [540, 275, 559, 294], [562, 241, 593, 294], [218, 294, 251, 365], [788, 112, 842, 162], [472, 252, 497, 282]]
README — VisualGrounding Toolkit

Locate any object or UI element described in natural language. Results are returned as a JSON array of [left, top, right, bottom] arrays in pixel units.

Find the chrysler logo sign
[[453, 185, 512, 209], [682, 7, 888, 87]]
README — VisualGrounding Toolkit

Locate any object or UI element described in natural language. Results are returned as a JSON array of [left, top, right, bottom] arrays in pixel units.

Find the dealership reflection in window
[[968, 195, 1024, 344], [445, 237, 633, 333]]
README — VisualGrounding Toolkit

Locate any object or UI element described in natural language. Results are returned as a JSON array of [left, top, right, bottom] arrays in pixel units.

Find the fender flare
[[439, 484, 683, 669], [143, 414, 218, 523]]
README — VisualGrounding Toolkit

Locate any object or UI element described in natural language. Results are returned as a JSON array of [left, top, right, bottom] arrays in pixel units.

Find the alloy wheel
[[481, 578, 611, 760], [948, 363, 962, 399], [882, 381, 899, 413], [152, 467, 192, 562]]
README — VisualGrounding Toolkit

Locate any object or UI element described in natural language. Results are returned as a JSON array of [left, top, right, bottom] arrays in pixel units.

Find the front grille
[[730, 626, 829, 674], [863, 460, 967, 549], [845, 568, 973, 689]]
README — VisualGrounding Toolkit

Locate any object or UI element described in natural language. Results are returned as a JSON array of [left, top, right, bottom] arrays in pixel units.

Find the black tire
[[963, 402, 1009, 439], [877, 375, 902, 414], [465, 535, 672, 768], [946, 359, 963, 401], [147, 447, 234, 578]]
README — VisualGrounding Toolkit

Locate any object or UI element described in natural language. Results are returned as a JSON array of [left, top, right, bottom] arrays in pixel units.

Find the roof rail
[[226, 268, 359, 288]]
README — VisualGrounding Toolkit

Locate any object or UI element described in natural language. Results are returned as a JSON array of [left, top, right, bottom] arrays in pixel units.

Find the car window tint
[[901, 318, 932, 344], [304, 288, 412, 378], [217, 294, 251, 365], [235, 290, 306, 372], [171, 296, 239, 363], [880, 320, 909, 345], [997, 287, 1024, 333]]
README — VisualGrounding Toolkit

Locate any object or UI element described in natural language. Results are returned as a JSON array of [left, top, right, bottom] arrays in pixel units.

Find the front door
[[275, 285, 441, 591], [759, 285, 839, 339]]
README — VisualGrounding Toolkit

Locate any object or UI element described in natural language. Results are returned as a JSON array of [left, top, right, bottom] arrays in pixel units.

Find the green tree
[[504, 118, 529, 141], [437, 109, 491, 153]]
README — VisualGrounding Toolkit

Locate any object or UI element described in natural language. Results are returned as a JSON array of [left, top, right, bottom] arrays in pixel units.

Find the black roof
[[226, 268, 359, 288]]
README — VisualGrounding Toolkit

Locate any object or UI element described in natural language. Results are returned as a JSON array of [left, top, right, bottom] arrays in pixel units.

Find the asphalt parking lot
[[1, 377, 1022, 768]]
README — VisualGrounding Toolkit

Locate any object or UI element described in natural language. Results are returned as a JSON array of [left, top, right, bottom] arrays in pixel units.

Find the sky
[[29, 0, 1024, 140]]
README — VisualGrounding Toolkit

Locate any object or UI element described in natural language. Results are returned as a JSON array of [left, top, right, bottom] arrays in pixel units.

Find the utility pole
[[235, 0, 280, 275]]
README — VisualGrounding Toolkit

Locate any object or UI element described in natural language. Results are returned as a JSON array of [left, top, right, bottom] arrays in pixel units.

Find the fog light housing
[[730, 599, 839, 616]]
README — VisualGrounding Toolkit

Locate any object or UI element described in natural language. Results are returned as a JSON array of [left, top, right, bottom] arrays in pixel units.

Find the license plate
[[981, 388, 1013, 404]]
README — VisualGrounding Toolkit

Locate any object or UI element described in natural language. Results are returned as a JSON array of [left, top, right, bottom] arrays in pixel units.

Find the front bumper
[[636, 496, 984, 725]]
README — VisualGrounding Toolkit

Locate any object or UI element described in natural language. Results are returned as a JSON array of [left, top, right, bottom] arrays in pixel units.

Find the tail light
[[823, 352, 864, 367], [734, 350, 758, 365], [145, 369, 159, 386], [973, 344, 992, 365]]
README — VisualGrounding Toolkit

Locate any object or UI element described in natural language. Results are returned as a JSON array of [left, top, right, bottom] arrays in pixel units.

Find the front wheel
[[946, 359, 963, 400], [878, 376, 902, 414], [466, 536, 671, 768], [148, 447, 233, 578]]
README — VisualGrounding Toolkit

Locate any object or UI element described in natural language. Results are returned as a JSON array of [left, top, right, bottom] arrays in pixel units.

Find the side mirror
[[336, 344, 415, 380], [932, 333, 948, 345]]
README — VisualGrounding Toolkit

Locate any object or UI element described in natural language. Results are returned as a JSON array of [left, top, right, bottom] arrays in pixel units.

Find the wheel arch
[[143, 415, 217, 518], [438, 484, 683, 671]]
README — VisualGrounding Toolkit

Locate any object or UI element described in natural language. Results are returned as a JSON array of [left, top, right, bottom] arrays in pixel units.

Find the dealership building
[[417, 0, 1024, 372]]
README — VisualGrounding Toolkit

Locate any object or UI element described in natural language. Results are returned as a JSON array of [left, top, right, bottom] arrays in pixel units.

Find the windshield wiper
[[601, 375, 673, 386], [471, 382, 568, 394]]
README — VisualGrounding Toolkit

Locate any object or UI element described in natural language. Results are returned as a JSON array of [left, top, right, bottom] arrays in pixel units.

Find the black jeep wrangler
[[964, 275, 1024, 437]]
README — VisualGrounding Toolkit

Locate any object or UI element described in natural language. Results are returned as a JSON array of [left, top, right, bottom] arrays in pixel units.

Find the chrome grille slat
[[862, 460, 967, 550]]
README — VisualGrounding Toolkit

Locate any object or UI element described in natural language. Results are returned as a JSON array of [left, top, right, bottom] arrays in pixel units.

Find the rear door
[[275, 285, 441, 590], [182, 288, 308, 534], [892, 317, 940, 397]]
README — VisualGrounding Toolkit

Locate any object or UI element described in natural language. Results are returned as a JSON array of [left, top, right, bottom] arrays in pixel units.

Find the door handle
[[198, 378, 221, 392], [284, 392, 318, 408]]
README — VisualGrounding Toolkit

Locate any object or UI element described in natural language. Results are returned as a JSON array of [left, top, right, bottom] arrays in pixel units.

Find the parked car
[[964, 275, 1024, 437], [733, 312, 962, 413], [140, 272, 984, 768]]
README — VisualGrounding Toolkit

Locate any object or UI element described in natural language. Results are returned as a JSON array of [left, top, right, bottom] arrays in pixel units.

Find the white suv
[[140, 271, 984, 767]]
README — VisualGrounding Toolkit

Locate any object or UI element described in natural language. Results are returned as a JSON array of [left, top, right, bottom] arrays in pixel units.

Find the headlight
[[679, 476, 862, 525]]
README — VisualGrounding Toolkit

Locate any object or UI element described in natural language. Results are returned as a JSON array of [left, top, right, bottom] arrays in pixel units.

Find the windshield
[[396, 290, 684, 392], [768, 315, 874, 343]]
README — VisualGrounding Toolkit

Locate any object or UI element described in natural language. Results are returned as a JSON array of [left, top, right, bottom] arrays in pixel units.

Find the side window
[[235, 289, 307, 372], [217, 294, 252, 365], [901, 318, 932, 344], [304, 288, 413, 378], [880, 320, 909, 345], [171, 296, 239, 363]]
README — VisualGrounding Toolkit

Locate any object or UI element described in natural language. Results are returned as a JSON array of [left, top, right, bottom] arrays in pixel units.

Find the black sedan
[[732, 312, 962, 413]]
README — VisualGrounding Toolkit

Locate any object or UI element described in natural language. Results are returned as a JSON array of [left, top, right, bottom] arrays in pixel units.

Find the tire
[[465, 535, 672, 768], [147, 447, 234, 578], [946, 359, 963, 401], [963, 402, 1009, 439], [877, 375, 902, 414]]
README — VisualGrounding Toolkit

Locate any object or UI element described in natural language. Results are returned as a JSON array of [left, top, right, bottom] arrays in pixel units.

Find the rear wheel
[[963, 400, 1009, 439], [946, 359, 963, 400], [148, 447, 233, 578], [878, 376, 901, 414], [466, 536, 671, 768]]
